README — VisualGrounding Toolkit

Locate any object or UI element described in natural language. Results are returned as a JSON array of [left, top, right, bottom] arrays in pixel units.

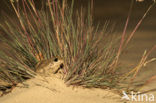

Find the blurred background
[[0, 0, 156, 31]]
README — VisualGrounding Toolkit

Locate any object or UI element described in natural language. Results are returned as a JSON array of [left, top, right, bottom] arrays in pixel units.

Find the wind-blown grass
[[0, 0, 155, 95]]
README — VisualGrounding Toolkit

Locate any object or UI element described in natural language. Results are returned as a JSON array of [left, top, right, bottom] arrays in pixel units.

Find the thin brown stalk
[[125, 2, 155, 46], [10, 0, 35, 55], [111, 0, 134, 72]]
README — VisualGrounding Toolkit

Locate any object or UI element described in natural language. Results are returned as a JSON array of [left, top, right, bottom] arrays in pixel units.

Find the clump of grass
[[0, 0, 155, 94]]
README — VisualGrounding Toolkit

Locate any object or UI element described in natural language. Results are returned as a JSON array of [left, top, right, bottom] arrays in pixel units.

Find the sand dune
[[0, 76, 121, 103]]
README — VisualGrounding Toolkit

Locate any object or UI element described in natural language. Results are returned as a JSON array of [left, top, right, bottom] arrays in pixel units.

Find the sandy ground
[[0, 31, 156, 103], [0, 76, 122, 103]]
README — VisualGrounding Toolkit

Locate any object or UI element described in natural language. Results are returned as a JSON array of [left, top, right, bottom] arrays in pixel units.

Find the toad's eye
[[54, 58, 58, 62]]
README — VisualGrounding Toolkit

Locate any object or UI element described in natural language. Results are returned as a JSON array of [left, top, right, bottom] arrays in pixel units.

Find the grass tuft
[[0, 0, 155, 95]]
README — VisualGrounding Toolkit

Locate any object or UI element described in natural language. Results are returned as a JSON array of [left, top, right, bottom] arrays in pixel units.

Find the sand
[[0, 31, 156, 103], [0, 76, 121, 103]]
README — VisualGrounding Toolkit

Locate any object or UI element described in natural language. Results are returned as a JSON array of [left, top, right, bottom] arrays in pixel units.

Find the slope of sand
[[0, 31, 156, 103], [0, 76, 121, 103]]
